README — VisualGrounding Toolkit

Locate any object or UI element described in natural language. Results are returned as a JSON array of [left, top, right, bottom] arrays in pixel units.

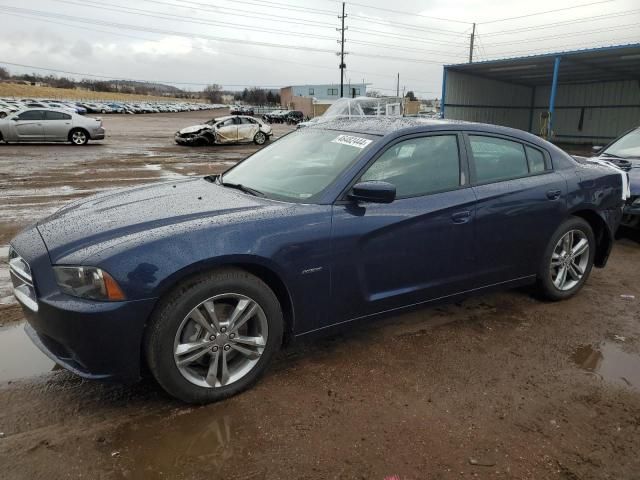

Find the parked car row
[[230, 105, 255, 116], [0, 98, 220, 118], [262, 109, 305, 124]]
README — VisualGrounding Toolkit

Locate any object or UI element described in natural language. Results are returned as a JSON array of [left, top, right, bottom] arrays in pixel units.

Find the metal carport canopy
[[443, 43, 640, 86]]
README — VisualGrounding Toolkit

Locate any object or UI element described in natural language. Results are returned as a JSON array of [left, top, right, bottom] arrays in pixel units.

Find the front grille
[[9, 246, 38, 312]]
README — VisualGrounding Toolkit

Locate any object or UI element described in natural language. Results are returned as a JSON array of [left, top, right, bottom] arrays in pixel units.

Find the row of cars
[[0, 98, 219, 117], [262, 109, 305, 124]]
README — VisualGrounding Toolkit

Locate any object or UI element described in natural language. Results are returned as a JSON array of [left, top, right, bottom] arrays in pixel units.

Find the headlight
[[633, 197, 640, 206], [53, 266, 126, 301]]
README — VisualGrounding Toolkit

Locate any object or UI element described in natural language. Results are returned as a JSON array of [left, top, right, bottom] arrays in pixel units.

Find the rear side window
[[240, 117, 256, 124], [17, 110, 46, 121], [525, 146, 547, 173], [45, 111, 71, 120], [360, 135, 461, 198], [469, 136, 528, 183]]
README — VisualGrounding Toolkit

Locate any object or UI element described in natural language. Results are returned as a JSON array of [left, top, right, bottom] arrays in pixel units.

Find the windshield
[[603, 128, 640, 159], [222, 129, 376, 202]]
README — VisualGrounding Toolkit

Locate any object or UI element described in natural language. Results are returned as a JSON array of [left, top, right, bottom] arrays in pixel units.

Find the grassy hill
[[0, 83, 204, 103]]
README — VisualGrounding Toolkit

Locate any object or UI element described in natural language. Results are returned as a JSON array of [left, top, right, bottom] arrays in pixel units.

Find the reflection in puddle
[[572, 342, 640, 391], [0, 322, 56, 383], [112, 403, 265, 479]]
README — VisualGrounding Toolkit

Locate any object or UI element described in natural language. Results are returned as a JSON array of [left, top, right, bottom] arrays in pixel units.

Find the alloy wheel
[[550, 229, 590, 291], [72, 131, 87, 145], [173, 293, 268, 388], [255, 132, 266, 144]]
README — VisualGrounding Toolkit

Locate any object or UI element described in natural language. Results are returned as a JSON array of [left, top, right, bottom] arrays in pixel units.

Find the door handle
[[451, 210, 471, 224], [546, 189, 561, 200]]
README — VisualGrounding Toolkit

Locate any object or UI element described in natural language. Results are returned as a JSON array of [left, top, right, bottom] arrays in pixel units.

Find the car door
[[43, 110, 73, 141], [215, 118, 239, 143], [466, 133, 568, 285], [13, 110, 45, 142], [331, 133, 477, 322], [237, 117, 258, 142]]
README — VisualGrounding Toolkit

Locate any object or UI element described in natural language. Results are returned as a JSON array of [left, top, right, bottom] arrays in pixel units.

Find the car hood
[[37, 177, 275, 262], [179, 124, 214, 135]]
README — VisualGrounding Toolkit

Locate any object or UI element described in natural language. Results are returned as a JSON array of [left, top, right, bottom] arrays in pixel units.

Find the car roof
[[310, 116, 544, 142]]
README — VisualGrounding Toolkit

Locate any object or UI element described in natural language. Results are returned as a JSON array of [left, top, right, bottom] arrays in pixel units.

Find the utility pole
[[396, 73, 399, 98], [338, 2, 347, 98], [469, 22, 476, 63]]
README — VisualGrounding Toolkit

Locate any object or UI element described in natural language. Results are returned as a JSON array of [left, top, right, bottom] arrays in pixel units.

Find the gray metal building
[[441, 44, 640, 144]]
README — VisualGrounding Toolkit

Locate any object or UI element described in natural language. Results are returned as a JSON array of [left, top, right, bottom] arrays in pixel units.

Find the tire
[[145, 268, 284, 404], [536, 216, 595, 301], [254, 131, 267, 145], [68, 128, 89, 145]]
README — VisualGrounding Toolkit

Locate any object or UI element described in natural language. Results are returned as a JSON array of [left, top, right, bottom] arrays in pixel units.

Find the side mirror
[[591, 145, 603, 154], [349, 181, 396, 204]]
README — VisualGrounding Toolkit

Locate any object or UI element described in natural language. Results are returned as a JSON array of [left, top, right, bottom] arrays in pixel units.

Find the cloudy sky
[[0, 0, 638, 97]]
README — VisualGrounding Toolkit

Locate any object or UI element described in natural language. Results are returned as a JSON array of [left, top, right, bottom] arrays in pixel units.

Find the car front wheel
[[145, 268, 283, 403], [537, 217, 595, 301]]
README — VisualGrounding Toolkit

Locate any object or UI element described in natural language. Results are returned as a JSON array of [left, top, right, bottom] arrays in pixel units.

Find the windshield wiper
[[219, 181, 265, 197]]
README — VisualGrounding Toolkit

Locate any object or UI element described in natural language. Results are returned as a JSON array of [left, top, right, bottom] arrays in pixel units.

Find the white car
[[0, 108, 105, 145], [175, 115, 272, 146]]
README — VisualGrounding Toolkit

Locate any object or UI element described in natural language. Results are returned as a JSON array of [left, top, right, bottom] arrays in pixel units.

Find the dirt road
[[1, 112, 639, 479]]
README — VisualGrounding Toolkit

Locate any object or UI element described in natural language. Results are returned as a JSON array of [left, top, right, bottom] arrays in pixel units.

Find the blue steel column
[[548, 56, 561, 138], [441, 67, 447, 118]]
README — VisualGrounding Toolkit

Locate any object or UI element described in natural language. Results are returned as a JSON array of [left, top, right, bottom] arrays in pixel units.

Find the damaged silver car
[[175, 115, 272, 146]]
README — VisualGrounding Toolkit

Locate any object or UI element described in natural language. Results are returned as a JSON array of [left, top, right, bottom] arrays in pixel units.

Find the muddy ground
[[1, 111, 639, 480]]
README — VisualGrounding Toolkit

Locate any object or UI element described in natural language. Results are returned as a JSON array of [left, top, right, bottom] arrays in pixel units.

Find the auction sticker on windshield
[[332, 134, 372, 149]]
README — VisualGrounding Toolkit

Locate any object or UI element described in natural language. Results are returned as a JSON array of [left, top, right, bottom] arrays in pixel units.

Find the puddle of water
[[572, 341, 640, 391], [112, 402, 266, 478], [0, 322, 56, 383]]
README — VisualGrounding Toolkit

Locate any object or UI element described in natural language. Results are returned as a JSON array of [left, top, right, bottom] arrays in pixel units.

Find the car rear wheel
[[145, 268, 283, 404], [537, 217, 595, 301], [69, 128, 89, 145], [254, 131, 267, 145]]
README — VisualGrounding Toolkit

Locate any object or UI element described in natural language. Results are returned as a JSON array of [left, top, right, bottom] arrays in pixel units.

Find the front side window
[[17, 110, 46, 121], [218, 118, 236, 127], [240, 117, 255, 124], [469, 136, 528, 183], [222, 129, 376, 202], [360, 135, 461, 198]]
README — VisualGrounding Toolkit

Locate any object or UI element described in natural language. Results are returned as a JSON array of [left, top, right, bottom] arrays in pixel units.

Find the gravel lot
[[1, 111, 639, 479]]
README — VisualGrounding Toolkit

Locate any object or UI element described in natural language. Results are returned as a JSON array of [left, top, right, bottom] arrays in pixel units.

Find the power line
[[482, 9, 640, 36], [137, 0, 336, 28], [325, 0, 473, 25], [49, 0, 336, 41], [482, 22, 640, 47], [0, 6, 337, 53], [349, 27, 468, 47], [348, 13, 470, 37], [479, 0, 614, 25]]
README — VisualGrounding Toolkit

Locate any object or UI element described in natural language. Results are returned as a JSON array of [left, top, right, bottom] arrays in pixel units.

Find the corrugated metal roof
[[445, 43, 640, 86]]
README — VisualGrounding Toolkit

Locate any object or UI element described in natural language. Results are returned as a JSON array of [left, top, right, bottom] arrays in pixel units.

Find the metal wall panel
[[444, 70, 532, 130], [532, 81, 640, 143]]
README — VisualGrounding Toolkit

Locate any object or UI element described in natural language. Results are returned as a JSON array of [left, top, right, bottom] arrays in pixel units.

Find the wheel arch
[[152, 255, 296, 344], [570, 209, 613, 267]]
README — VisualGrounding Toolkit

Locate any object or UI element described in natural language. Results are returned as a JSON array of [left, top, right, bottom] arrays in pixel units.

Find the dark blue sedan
[[9, 118, 626, 403]]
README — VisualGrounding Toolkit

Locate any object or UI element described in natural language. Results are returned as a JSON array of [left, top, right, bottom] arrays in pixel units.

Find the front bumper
[[10, 227, 157, 383], [91, 127, 106, 140], [21, 294, 157, 383], [621, 197, 640, 227]]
